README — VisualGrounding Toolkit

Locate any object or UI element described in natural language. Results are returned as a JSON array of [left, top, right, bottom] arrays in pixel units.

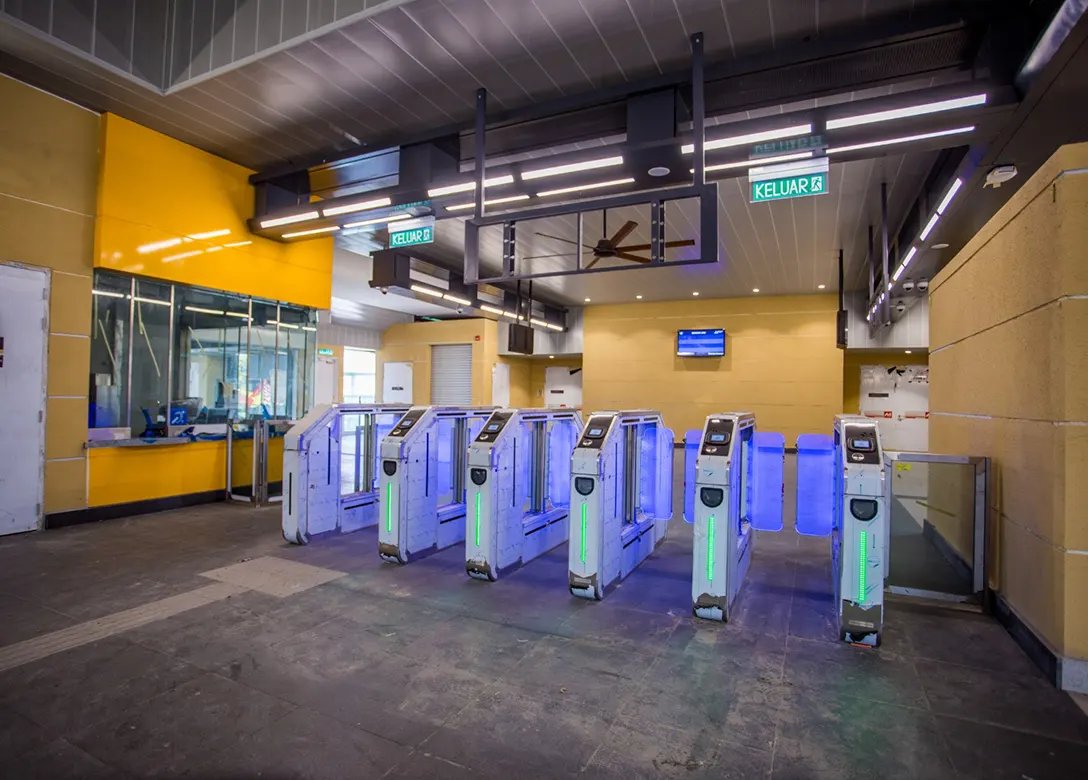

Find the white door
[[315, 356, 337, 406], [0, 263, 48, 535], [544, 366, 583, 408], [491, 362, 510, 407], [383, 361, 413, 404], [859, 364, 929, 451]]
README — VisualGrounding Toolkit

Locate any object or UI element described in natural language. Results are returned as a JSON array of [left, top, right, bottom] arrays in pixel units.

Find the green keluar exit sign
[[751, 172, 828, 203], [389, 224, 434, 248]]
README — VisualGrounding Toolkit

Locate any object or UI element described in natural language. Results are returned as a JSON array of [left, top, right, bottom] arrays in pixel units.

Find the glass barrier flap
[[795, 434, 834, 537], [750, 432, 785, 531], [655, 427, 675, 521], [683, 429, 700, 523]]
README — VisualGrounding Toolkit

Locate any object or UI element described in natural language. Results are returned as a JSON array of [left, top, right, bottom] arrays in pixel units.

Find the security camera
[[456, 306, 465, 315], [917, 278, 929, 292], [379, 286, 389, 295], [902, 281, 915, 292], [896, 301, 906, 314]]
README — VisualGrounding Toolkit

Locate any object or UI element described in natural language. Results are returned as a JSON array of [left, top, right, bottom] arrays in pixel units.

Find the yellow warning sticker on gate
[[895, 463, 912, 472]]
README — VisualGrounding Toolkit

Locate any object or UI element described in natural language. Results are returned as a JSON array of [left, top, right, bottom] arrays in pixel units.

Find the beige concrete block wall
[[929, 143, 1088, 669], [582, 295, 842, 443], [0, 75, 99, 516]]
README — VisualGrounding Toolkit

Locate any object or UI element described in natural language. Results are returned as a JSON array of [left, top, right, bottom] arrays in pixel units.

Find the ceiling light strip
[[344, 213, 412, 229], [936, 178, 963, 214], [827, 94, 987, 130], [260, 211, 319, 228], [427, 175, 515, 198], [321, 197, 392, 218], [410, 284, 446, 298], [92, 290, 126, 299], [446, 195, 530, 212], [920, 213, 940, 241], [184, 306, 225, 316], [697, 151, 814, 174], [443, 294, 473, 306], [537, 178, 635, 198], [282, 226, 340, 239], [826, 126, 975, 155], [521, 156, 624, 181], [681, 124, 813, 155]]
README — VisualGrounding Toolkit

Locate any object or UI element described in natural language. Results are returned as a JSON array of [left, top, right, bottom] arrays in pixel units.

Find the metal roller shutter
[[430, 344, 473, 405]]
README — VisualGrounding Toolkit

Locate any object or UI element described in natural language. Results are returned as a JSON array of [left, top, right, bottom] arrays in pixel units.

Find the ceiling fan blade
[[584, 255, 602, 270], [614, 239, 697, 252], [521, 252, 579, 260], [608, 220, 638, 246], [535, 232, 594, 249], [614, 251, 652, 264]]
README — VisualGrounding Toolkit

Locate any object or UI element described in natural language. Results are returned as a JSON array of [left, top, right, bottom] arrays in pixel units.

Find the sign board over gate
[[749, 156, 830, 204]]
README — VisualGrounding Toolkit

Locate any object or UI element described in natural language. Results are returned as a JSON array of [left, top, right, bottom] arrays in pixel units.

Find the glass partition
[[89, 270, 317, 437]]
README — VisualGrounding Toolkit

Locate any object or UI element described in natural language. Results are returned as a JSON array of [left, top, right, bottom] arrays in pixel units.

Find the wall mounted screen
[[677, 329, 726, 357]]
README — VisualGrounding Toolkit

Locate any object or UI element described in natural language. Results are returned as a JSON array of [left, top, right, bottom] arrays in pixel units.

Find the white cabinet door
[[491, 362, 510, 408], [0, 264, 48, 535], [315, 356, 337, 405], [383, 361, 413, 404], [544, 366, 582, 408]]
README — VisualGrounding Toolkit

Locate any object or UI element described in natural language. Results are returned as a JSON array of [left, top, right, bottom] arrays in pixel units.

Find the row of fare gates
[[282, 405, 888, 648]]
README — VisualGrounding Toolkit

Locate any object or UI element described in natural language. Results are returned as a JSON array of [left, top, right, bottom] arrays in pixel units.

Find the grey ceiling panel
[[770, 0, 819, 45], [626, 0, 692, 70], [53, 0, 94, 53], [3, 0, 50, 34], [170, 0, 195, 84], [484, 0, 595, 92], [93, 0, 134, 73], [576, 0, 659, 77], [255, 0, 283, 53], [189, 0, 216, 79], [722, 0, 775, 57], [131, 0, 169, 88], [209, 0, 236, 72], [310, 0, 336, 30], [817, 0, 871, 31], [281, 0, 307, 41], [675, 2, 737, 60], [233, 0, 259, 60]]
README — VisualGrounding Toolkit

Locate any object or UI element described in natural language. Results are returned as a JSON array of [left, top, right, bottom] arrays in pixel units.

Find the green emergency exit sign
[[389, 216, 435, 249], [751, 172, 828, 203]]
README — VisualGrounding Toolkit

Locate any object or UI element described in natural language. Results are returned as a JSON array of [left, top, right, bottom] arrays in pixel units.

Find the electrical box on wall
[[508, 324, 534, 355]]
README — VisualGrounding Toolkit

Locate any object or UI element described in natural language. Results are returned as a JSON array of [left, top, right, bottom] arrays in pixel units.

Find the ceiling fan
[[525, 214, 695, 269]]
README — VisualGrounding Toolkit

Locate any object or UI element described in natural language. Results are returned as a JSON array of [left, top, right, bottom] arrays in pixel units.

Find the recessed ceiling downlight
[[648, 166, 670, 177]]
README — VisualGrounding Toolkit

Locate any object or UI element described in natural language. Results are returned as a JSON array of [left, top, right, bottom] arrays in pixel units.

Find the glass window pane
[[90, 271, 131, 429], [248, 301, 278, 419], [273, 304, 316, 420], [130, 279, 172, 435], [172, 287, 249, 424]]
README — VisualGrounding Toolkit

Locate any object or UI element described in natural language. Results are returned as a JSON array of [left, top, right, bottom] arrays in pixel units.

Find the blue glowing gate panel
[[795, 433, 835, 537], [749, 432, 785, 531], [683, 429, 701, 523]]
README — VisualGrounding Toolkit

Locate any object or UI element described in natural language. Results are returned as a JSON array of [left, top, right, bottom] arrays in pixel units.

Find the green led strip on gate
[[707, 515, 716, 582], [858, 529, 868, 604], [580, 503, 587, 564], [386, 482, 393, 533], [475, 492, 481, 547]]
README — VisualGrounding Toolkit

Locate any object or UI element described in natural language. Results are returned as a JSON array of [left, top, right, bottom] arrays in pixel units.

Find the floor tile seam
[[769, 559, 798, 775], [931, 710, 1088, 747], [0, 590, 82, 624]]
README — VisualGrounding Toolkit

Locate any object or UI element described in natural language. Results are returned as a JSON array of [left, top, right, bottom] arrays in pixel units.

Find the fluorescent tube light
[[137, 238, 183, 254], [443, 294, 473, 306], [282, 226, 339, 238], [902, 246, 918, 267], [936, 178, 963, 214], [184, 306, 225, 316], [410, 284, 446, 298], [537, 178, 635, 197], [269, 320, 299, 330], [826, 126, 975, 155], [260, 211, 319, 228], [696, 151, 814, 174], [427, 175, 515, 198], [545, 323, 564, 331], [446, 195, 530, 212], [343, 213, 411, 229], [827, 94, 987, 130], [682, 124, 812, 155], [92, 290, 126, 299], [521, 156, 624, 181], [480, 305, 505, 315], [225, 311, 251, 320], [920, 214, 940, 241], [530, 318, 548, 327], [132, 296, 170, 306], [321, 197, 392, 218], [301, 326, 317, 332], [162, 250, 203, 263], [892, 265, 906, 282], [186, 228, 232, 240]]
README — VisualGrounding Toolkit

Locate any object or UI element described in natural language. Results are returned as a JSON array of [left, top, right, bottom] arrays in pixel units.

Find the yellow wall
[[842, 350, 929, 413], [95, 114, 333, 309], [582, 295, 842, 441], [379, 319, 492, 405], [0, 75, 99, 515], [929, 143, 1088, 664]]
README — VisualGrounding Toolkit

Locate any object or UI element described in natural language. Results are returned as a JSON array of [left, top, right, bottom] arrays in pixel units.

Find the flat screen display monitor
[[677, 329, 726, 357]]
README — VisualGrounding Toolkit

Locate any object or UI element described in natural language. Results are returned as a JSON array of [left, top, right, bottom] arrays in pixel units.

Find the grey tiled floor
[[2, 466, 1087, 778]]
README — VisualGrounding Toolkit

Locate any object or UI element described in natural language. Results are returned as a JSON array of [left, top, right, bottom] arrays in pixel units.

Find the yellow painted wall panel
[[0, 194, 95, 275], [582, 295, 841, 442], [0, 74, 99, 215], [1060, 298, 1088, 423], [930, 304, 1063, 421], [379, 320, 489, 406], [88, 442, 226, 506], [46, 398, 89, 460], [44, 458, 87, 514], [46, 335, 90, 398], [49, 272, 93, 337], [1064, 424, 1088, 552], [94, 114, 332, 309]]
